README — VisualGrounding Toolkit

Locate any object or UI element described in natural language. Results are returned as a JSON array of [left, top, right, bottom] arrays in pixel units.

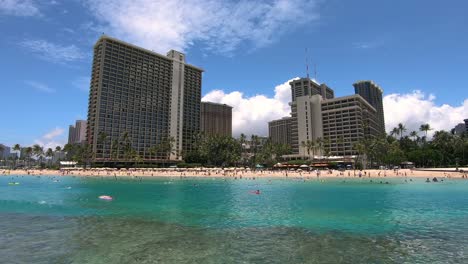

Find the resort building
[[321, 95, 380, 156], [353, 80, 386, 134], [268, 117, 293, 146], [0, 144, 10, 160], [290, 78, 334, 101], [200, 102, 232, 137], [453, 122, 467, 135], [86, 35, 203, 163], [271, 77, 384, 158], [68, 120, 87, 144]]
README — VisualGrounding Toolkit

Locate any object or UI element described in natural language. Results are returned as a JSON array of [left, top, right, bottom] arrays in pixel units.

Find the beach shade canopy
[[299, 165, 310, 168], [255, 164, 264, 168], [60, 161, 77, 166]]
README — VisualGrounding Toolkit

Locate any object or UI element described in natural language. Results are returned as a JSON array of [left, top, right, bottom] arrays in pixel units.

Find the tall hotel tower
[[87, 36, 203, 162], [353, 81, 386, 134]]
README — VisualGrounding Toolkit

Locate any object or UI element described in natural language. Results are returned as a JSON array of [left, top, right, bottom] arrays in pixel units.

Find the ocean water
[[0, 175, 467, 263]]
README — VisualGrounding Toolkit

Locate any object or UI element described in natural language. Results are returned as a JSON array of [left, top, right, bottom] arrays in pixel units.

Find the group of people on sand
[[1, 167, 468, 179]]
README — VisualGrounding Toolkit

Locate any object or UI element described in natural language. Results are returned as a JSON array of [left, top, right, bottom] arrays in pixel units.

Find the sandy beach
[[2, 167, 468, 179]]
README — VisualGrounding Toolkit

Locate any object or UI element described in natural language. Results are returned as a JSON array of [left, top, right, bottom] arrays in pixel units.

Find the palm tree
[[301, 141, 307, 158], [32, 144, 44, 166], [390, 127, 399, 138], [316, 137, 324, 157], [120, 132, 134, 162], [12, 144, 21, 167], [409, 131, 418, 141], [110, 139, 119, 161], [54, 146, 62, 164], [159, 136, 176, 160], [239, 133, 247, 165], [24, 147, 33, 168], [397, 123, 407, 139], [306, 139, 317, 160], [419, 123, 432, 138], [0, 145, 4, 167], [251, 135, 260, 166], [45, 148, 54, 167], [337, 136, 345, 156], [322, 137, 331, 158], [97, 132, 108, 159]]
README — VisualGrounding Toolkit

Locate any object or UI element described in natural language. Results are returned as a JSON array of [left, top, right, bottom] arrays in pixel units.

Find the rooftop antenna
[[314, 63, 317, 81], [305, 48, 310, 79]]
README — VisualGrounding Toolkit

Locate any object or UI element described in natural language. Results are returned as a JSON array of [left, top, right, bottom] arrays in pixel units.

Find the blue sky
[[1, 0, 467, 148]]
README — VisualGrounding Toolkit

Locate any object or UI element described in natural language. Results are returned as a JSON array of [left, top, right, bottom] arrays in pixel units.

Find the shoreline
[[2, 168, 467, 179]]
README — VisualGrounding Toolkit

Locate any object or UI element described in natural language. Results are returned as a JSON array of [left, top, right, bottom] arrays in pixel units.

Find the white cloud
[[0, 0, 40, 16], [43, 127, 63, 140], [384, 90, 468, 136], [34, 127, 65, 150], [19, 39, 85, 63], [202, 78, 297, 136], [24, 80, 55, 93], [84, 0, 320, 54]]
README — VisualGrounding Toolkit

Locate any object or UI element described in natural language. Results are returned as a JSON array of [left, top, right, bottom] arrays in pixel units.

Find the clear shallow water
[[1, 175, 467, 263]]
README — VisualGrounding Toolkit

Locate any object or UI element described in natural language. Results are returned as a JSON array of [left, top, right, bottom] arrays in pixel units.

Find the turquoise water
[[1, 175, 467, 263]]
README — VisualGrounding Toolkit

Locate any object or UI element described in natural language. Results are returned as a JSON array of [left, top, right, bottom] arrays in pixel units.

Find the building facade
[[290, 78, 334, 102], [86, 36, 203, 162], [453, 122, 467, 135], [68, 120, 87, 144], [290, 94, 379, 157], [0, 144, 10, 160], [353, 81, 385, 134], [268, 117, 293, 146], [200, 102, 232, 137], [321, 95, 379, 156], [273, 77, 383, 158]]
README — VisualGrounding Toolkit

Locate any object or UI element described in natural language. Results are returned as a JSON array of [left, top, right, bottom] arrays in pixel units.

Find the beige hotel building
[[87, 36, 203, 162], [269, 78, 384, 157]]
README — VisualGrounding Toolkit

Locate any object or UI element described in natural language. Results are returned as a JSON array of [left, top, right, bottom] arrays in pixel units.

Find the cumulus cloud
[[34, 127, 65, 150], [24, 80, 55, 93], [202, 78, 297, 136], [84, 0, 320, 54], [384, 90, 468, 136], [0, 0, 40, 16], [19, 39, 85, 63], [203, 79, 468, 138]]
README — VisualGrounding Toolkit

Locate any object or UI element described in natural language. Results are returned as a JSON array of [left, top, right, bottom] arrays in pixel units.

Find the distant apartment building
[[68, 120, 87, 144], [268, 117, 293, 146], [453, 122, 467, 135], [0, 144, 10, 159], [200, 102, 232, 137], [270, 77, 384, 158], [353, 80, 386, 134], [86, 36, 203, 162]]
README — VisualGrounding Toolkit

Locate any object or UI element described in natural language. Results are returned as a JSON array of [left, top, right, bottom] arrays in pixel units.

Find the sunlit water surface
[[1, 175, 467, 263]]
